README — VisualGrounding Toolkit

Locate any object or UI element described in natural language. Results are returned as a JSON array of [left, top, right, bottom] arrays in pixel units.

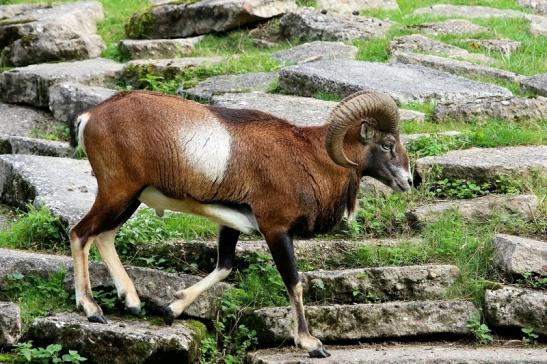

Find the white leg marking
[[95, 229, 140, 308], [76, 112, 90, 154], [70, 234, 102, 316], [290, 282, 323, 352], [178, 118, 231, 182]]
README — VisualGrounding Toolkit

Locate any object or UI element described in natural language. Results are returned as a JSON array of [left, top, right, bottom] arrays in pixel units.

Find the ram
[[71, 90, 411, 358]]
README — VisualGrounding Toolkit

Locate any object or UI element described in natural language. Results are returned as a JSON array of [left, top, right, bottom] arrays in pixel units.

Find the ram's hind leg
[[70, 193, 141, 323], [164, 226, 239, 324]]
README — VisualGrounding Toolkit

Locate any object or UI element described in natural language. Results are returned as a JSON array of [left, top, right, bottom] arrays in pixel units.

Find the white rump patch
[[77, 112, 90, 154], [179, 120, 231, 182]]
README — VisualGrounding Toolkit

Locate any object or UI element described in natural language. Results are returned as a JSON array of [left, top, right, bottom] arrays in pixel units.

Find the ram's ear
[[360, 124, 375, 144]]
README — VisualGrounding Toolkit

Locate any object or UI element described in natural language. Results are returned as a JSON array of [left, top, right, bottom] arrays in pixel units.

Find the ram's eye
[[381, 143, 392, 151]]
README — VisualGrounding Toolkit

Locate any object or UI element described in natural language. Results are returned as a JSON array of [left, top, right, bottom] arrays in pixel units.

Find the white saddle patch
[[139, 186, 259, 234]]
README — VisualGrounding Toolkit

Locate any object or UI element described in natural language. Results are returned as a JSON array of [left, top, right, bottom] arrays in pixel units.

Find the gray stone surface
[[520, 73, 547, 96], [27, 313, 204, 364], [528, 14, 547, 36], [415, 19, 489, 36], [244, 300, 478, 343], [272, 41, 357, 64], [0, 103, 55, 138], [121, 57, 223, 87], [316, 0, 398, 14], [414, 4, 526, 18], [466, 38, 522, 56], [400, 131, 462, 146], [126, 0, 297, 39], [0, 2, 105, 67], [0, 302, 21, 347], [0, 58, 122, 108], [407, 195, 538, 228], [416, 146, 547, 182], [485, 286, 547, 336], [301, 264, 459, 304], [398, 109, 425, 122], [0, 248, 71, 285], [493, 234, 547, 277], [119, 36, 203, 60], [434, 95, 547, 122], [279, 60, 512, 103], [390, 52, 523, 83], [0, 136, 72, 158], [519, 0, 547, 15], [181, 73, 277, 101], [48, 82, 116, 142], [248, 345, 547, 364], [0, 155, 96, 225], [279, 9, 391, 41], [64, 263, 229, 321], [389, 35, 494, 64], [0, 4, 47, 19]]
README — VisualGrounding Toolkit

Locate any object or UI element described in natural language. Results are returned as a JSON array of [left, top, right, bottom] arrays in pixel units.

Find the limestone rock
[[0, 58, 122, 108], [0, 136, 72, 158], [414, 4, 525, 18], [278, 60, 512, 103], [520, 73, 547, 96], [0, 302, 21, 347], [279, 8, 391, 41], [244, 300, 478, 343], [485, 286, 547, 335], [434, 95, 547, 122], [466, 38, 522, 56], [398, 109, 425, 122], [407, 195, 538, 228], [272, 41, 357, 64], [529, 14, 547, 35], [390, 52, 523, 83], [249, 345, 547, 364], [0, 248, 71, 285], [121, 57, 222, 88], [389, 35, 494, 64], [0, 155, 96, 225], [301, 265, 459, 304], [181, 73, 278, 102], [519, 0, 547, 15], [415, 19, 489, 36], [64, 263, 229, 321], [119, 37, 203, 60], [416, 146, 547, 182], [126, 0, 297, 39], [27, 313, 205, 364], [316, 0, 398, 14], [493, 234, 547, 277], [0, 2, 105, 67], [0, 103, 55, 138], [0, 4, 47, 19]]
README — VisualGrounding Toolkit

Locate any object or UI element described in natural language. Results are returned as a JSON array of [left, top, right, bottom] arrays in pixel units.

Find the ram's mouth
[[391, 178, 411, 192]]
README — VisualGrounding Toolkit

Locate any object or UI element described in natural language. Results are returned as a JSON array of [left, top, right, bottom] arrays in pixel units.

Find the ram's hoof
[[127, 306, 143, 318], [88, 314, 108, 324], [308, 347, 331, 358], [162, 306, 175, 326]]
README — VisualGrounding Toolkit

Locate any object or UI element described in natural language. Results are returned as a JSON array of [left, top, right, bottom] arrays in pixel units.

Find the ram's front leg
[[263, 229, 330, 358]]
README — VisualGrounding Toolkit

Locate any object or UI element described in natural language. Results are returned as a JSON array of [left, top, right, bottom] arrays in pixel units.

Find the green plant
[[521, 327, 539, 345], [466, 316, 494, 345], [14, 342, 86, 364], [519, 272, 547, 289], [405, 134, 470, 159]]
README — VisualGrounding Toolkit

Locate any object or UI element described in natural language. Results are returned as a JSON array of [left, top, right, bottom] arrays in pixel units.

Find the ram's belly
[[138, 186, 259, 234]]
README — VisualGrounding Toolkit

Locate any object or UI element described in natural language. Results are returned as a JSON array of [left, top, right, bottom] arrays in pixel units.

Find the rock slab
[[0, 136, 72, 158], [245, 300, 478, 343], [316, 0, 398, 14], [415, 19, 489, 36], [272, 41, 357, 64], [0, 302, 21, 347], [485, 286, 547, 336], [493, 234, 547, 277], [279, 9, 391, 41], [126, 0, 297, 39], [0, 155, 96, 225], [279, 59, 512, 103], [0, 58, 122, 108], [0, 103, 55, 138], [520, 73, 547, 96], [0, 248, 71, 285], [119, 37, 203, 60], [27, 313, 205, 364]]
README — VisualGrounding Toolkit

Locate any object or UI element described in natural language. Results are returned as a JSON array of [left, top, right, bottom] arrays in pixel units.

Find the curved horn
[[325, 91, 399, 168]]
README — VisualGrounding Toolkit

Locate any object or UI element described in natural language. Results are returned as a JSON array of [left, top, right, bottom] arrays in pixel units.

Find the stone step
[[0, 302, 22, 347], [493, 234, 547, 277], [133, 237, 424, 273], [0, 135, 72, 158], [118, 36, 203, 60], [414, 19, 489, 36], [243, 300, 478, 344], [271, 41, 357, 65], [0, 58, 122, 108], [248, 344, 547, 363], [0, 248, 72, 285], [315, 0, 399, 14], [521, 73, 546, 96], [415, 146, 547, 184], [301, 264, 459, 304], [27, 313, 205, 364], [434, 95, 547, 123], [406, 195, 538, 229], [0, 154, 95, 225], [278, 60, 511, 104], [520, 0, 547, 15], [485, 286, 547, 336], [465, 38, 522, 55], [126, 0, 297, 39], [0, 103, 56, 140]]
